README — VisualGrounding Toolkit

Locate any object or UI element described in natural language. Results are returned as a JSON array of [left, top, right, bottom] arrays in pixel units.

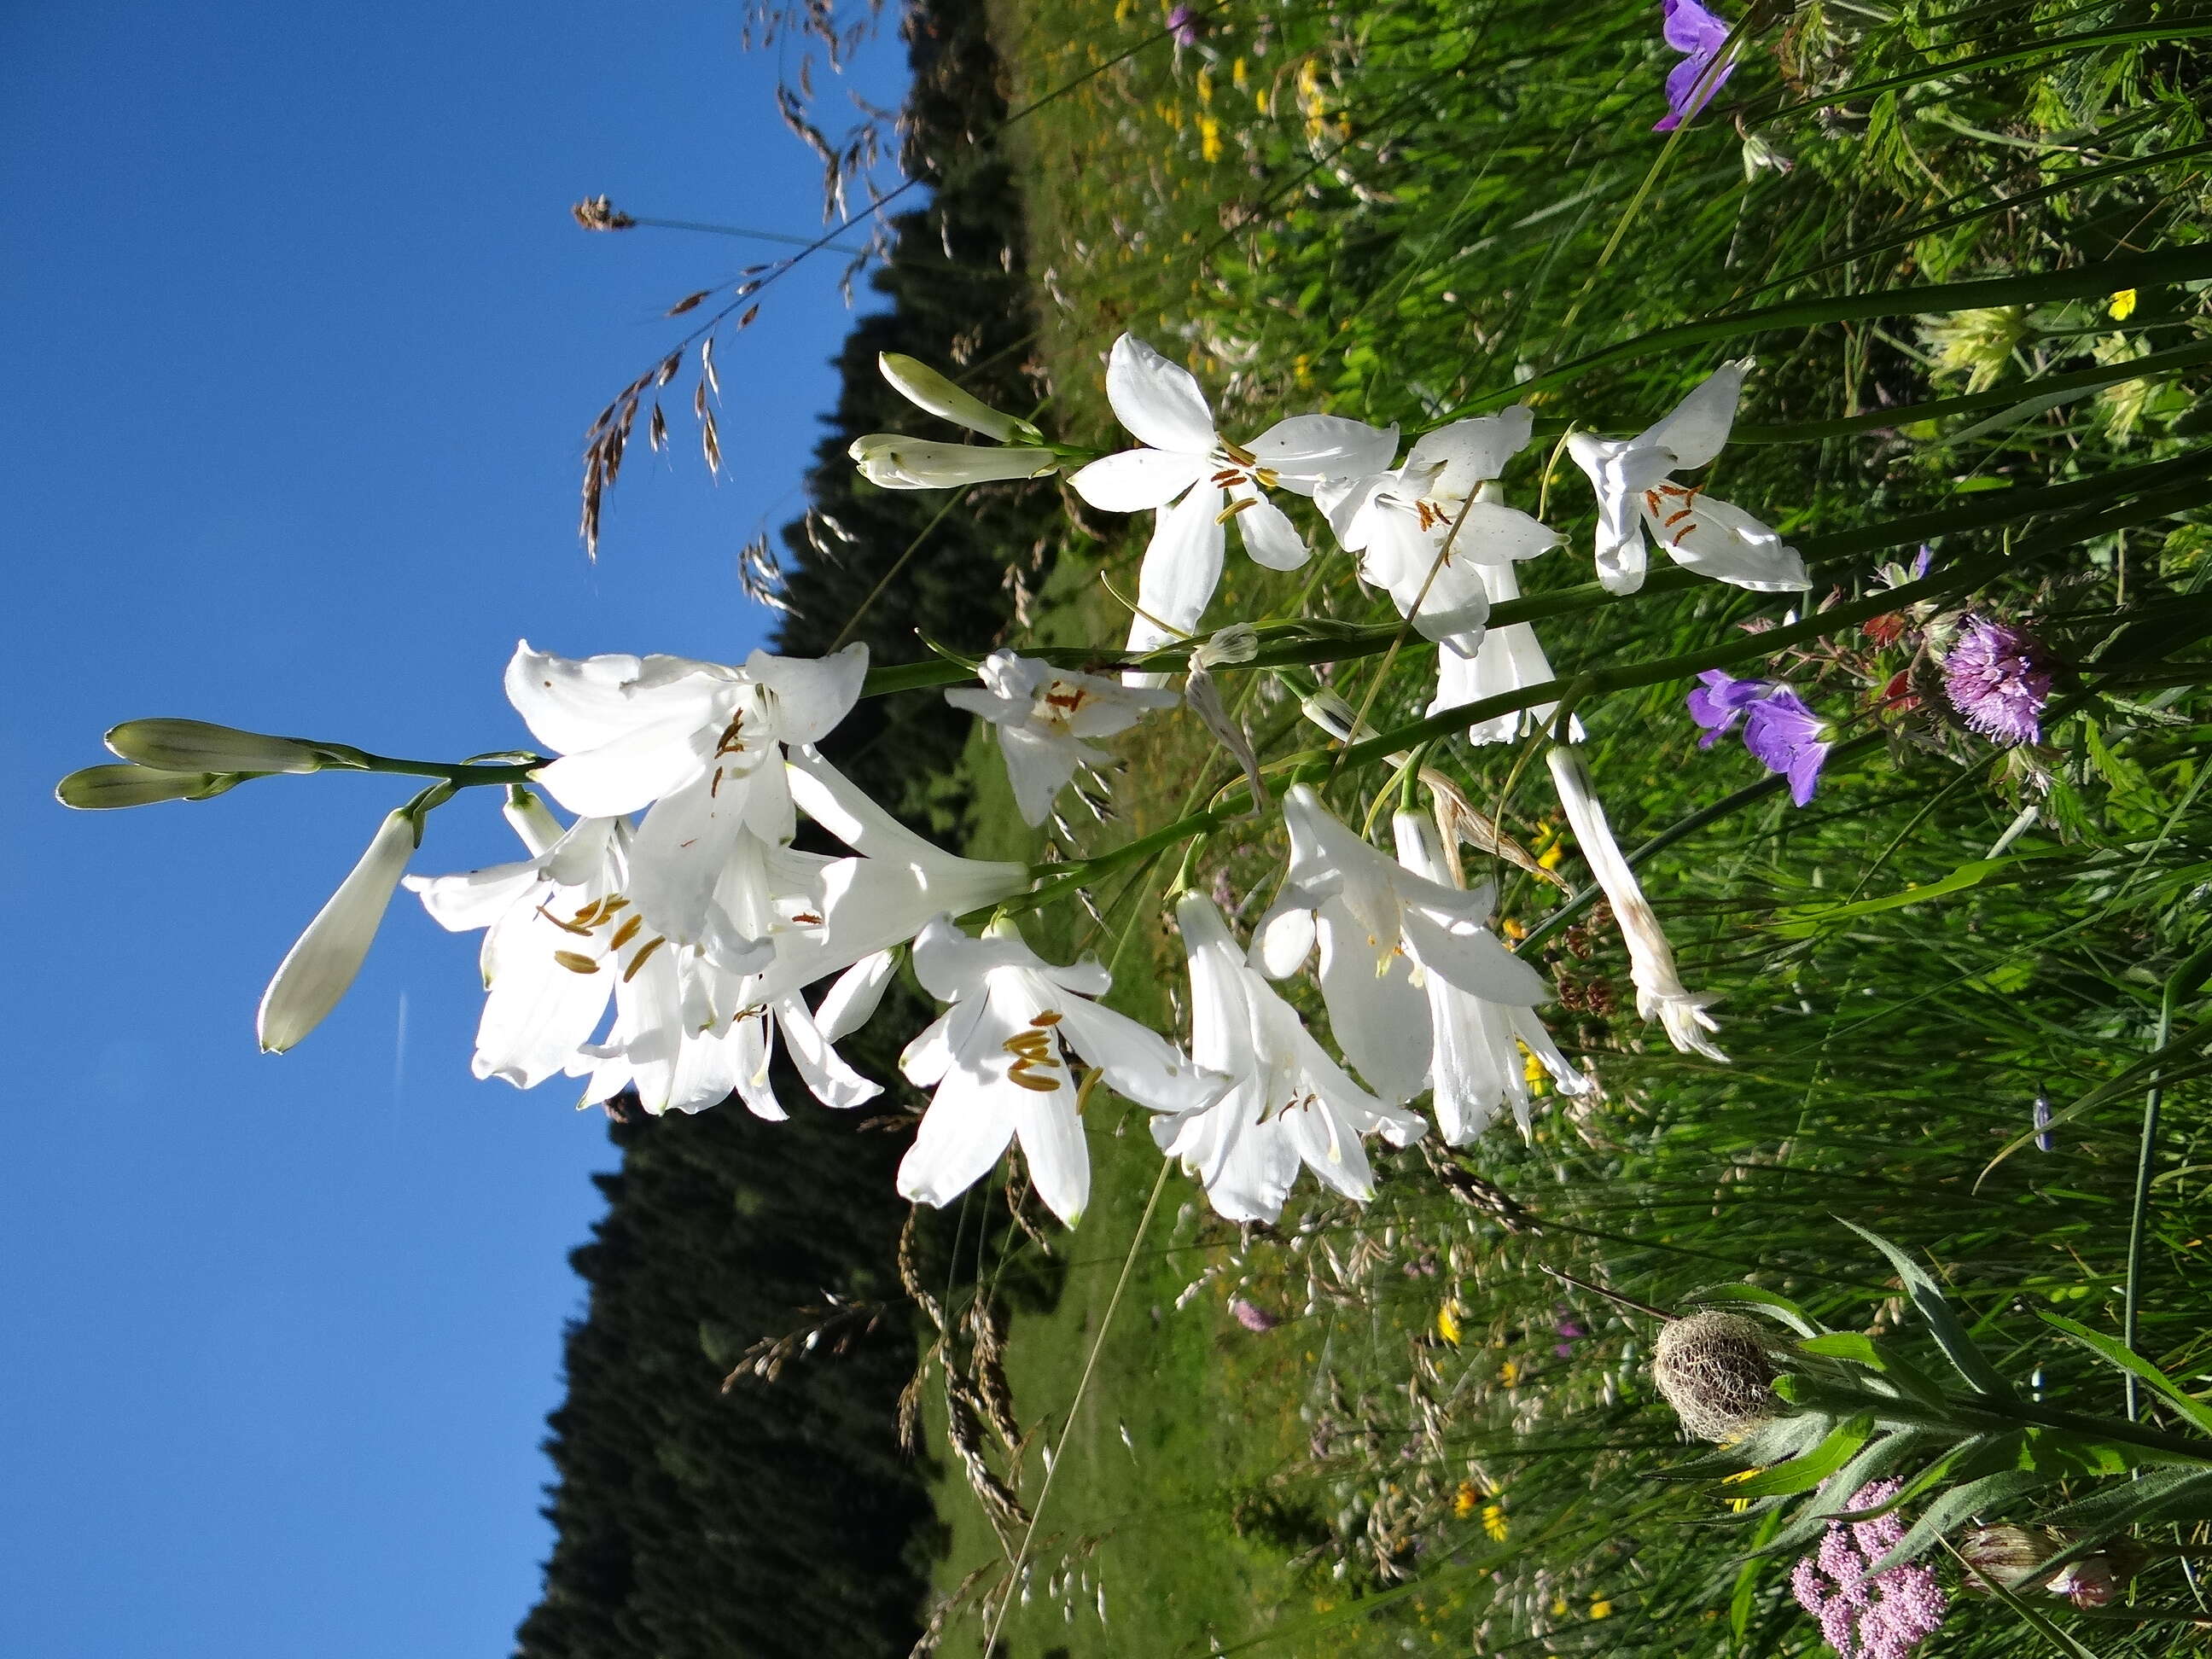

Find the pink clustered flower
[[1941, 617, 2052, 746], [1790, 1479, 1949, 1659], [1228, 1297, 1279, 1333]]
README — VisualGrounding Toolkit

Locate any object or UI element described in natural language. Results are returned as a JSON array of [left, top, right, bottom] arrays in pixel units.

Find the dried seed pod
[[1652, 1312, 1778, 1441]]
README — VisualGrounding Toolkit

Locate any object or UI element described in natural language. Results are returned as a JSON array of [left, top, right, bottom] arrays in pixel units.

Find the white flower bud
[[848, 434, 1057, 490], [105, 718, 328, 774], [878, 352, 1040, 444], [55, 763, 236, 810], [257, 808, 417, 1053]]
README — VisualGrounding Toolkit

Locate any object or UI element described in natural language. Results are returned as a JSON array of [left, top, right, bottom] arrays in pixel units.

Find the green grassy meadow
[[900, 3, 2212, 1655]]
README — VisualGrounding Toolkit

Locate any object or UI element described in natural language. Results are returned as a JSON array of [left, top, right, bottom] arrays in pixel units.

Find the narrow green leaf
[[1841, 1222, 2015, 1400], [1723, 1415, 1874, 1499], [1860, 1467, 2047, 1578], [1771, 850, 2077, 936], [2039, 1313, 2212, 1437], [1689, 1282, 1826, 1338]]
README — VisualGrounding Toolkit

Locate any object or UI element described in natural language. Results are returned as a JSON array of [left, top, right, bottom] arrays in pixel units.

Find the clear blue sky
[[3, 3, 905, 1653]]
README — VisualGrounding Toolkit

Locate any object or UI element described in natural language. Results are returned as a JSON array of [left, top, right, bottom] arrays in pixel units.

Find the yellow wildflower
[[1499, 917, 1526, 941], [1199, 115, 1223, 163], [1196, 67, 1214, 105], [1720, 1466, 1762, 1513], [1437, 1299, 1464, 1347], [1590, 1596, 1613, 1620], [1550, 1597, 1569, 1617], [1114, 0, 1132, 17], [1499, 1358, 1522, 1388], [1481, 1502, 1509, 1543], [1231, 56, 1248, 90], [2110, 288, 2138, 322], [1254, 88, 1270, 114], [1452, 1480, 1480, 1518]]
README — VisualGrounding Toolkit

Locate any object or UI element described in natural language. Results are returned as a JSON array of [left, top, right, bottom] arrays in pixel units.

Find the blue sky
[[3, 3, 905, 1652]]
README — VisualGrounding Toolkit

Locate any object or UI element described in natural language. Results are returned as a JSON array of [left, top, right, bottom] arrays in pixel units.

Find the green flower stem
[[859, 445, 2212, 701], [2123, 940, 2212, 1420], [316, 745, 547, 789]]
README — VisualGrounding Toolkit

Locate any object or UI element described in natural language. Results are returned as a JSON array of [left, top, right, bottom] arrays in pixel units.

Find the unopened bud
[[1959, 1525, 2145, 1607], [848, 434, 1057, 490], [878, 353, 1039, 443], [55, 763, 237, 810], [257, 808, 418, 1053], [105, 718, 328, 775]]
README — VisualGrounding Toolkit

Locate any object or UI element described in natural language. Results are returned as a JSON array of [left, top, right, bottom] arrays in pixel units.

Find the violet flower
[[1166, 3, 1201, 46], [1653, 0, 1736, 132], [1790, 1479, 1948, 1659], [1229, 1297, 1279, 1333], [1686, 670, 1834, 805], [1942, 618, 2052, 747]]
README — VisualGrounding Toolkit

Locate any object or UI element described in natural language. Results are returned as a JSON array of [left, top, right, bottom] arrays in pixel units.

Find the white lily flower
[[1564, 360, 1808, 596], [407, 801, 875, 1118], [1316, 410, 1560, 655], [898, 916, 1222, 1225], [848, 434, 1058, 490], [1545, 744, 1726, 1061], [1068, 334, 1397, 677], [1389, 810, 1588, 1141], [257, 806, 417, 1053], [1156, 893, 1426, 1225], [945, 650, 1177, 825], [754, 747, 1033, 1004], [569, 941, 881, 1121], [1435, 552, 1582, 744], [1252, 785, 1555, 1107], [504, 640, 867, 966]]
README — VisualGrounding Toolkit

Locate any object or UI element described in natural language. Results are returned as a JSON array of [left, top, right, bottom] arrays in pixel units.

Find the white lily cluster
[[142, 341, 1811, 1239]]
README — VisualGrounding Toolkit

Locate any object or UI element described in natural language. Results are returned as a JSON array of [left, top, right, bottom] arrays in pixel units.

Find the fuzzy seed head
[[1652, 1312, 1778, 1441]]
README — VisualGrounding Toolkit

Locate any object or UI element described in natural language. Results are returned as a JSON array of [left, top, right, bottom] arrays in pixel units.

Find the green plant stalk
[[859, 445, 2212, 699], [1445, 244, 2212, 417], [310, 745, 546, 789], [2123, 940, 2212, 1420]]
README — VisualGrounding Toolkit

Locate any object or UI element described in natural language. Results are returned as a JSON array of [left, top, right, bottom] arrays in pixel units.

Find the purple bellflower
[[1942, 617, 2052, 747], [1654, 0, 1737, 131], [1688, 670, 1834, 806], [1166, 3, 1201, 46]]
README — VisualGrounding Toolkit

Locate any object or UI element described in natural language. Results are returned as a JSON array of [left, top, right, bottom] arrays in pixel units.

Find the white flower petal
[[1315, 899, 1433, 1104], [1105, 334, 1217, 454], [1649, 494, 1808, 591], [745, 643, 870, 748], [1246, 414, 1400, 492], [1054, 997, 1220, 1114], [815, 949, 898, 1043], [899, 1068, 1019, 1208], [504, 642, 727, 758], [1232, 491, 1309, 571], [773, 994, 882, 1109], [1010, 1069, 1091, 1225], [1453, 499, 1562, 565], [1122, 480, 1226, 682], [532, 717, 713, 818], [1403, 407, 1534, 498], [1401, 907, 1551, 1005], [1639, 359, 1749, 469], [1069, 446, 1209, 512]]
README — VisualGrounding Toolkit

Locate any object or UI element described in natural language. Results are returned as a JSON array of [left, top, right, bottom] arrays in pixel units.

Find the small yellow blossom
[[1254, 88, 1270, 114], [1196, 67, 1214, 105], [1499, 1358, 1522, 1388], [1499, 917, 1526, 941], [1590, 1596, 1613, 1620], [2110, 288, 2139, 322], [1231, 56, 1248, 90], [1452, 1480, 1480, 1518], [1720, 1466, 1762, 1513], [1481, 1502, 1509, 1543], [1199, 115, 1223, 163], [1114, 0, 1132, 17], [1437, 1299, 1464, 1347], [1550, 1597, 1569, 1617]]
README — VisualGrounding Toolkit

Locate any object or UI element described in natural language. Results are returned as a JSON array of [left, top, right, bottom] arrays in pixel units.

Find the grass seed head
[[1651, 1312, 1778, 1441]]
